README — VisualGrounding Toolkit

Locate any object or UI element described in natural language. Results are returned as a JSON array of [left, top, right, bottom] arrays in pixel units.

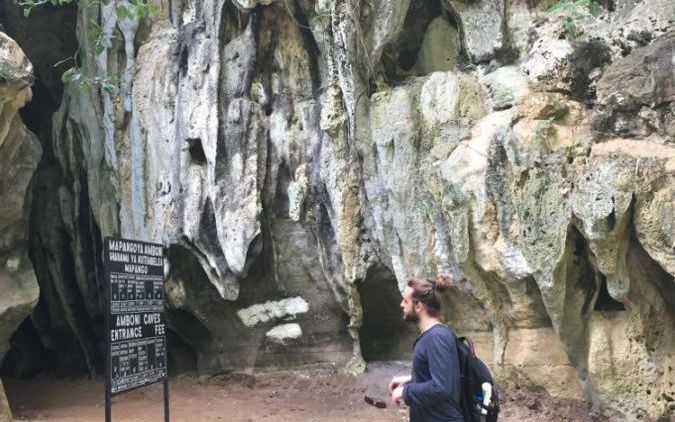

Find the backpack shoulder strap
[[457, 336, 476, 357], [456, 336, 473, 420]]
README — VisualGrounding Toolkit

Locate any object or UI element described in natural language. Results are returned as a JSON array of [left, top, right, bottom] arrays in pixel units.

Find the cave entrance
[[0, 1, 105, 419], [380, 0, 463, 84], [593, 274, 625, 312], [0, 317, 55, 379], [357, 266, 418, 361], [562, 225, 628, 317]]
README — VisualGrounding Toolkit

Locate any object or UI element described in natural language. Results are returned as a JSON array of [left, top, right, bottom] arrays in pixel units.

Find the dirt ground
[[4, 362, 610, 422]]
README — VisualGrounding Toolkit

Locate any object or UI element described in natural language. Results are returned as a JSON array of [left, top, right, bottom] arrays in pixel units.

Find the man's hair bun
[[435, 274, 451, 292]]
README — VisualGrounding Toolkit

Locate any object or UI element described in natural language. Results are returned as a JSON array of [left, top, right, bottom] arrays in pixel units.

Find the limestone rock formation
[[0, 31, 41, 421], [442, 0, 505, 63], [0, 0, 673, 420], [0, 379, 9, 422]]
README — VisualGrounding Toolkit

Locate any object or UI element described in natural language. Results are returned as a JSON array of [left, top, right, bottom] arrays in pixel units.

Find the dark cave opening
[[166, 328, 198, 375], [556, 225, 599, 369], [0, 317, 53, 379], [357, 266, 418, 361], [273, 159, 293, 217], [165, 245, 220, 373], [187, 137, 207, 166], [565, 225, 625, 314], [565, 225, 600, 317], [167, 309, 211, 356], [165, 310, 209, 375], [593, 274, 625, 311], [0, 0, 106, 382], [380, 0, 463, 84]]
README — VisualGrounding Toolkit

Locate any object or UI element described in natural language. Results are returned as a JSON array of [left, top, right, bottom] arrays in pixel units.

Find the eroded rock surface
[[0, 31, 41, 421], [0, 0, 674, 420], [0, 379, 9, 422]]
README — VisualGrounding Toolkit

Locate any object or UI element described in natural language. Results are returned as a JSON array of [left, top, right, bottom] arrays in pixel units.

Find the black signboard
[[104, 237, 169, 421]]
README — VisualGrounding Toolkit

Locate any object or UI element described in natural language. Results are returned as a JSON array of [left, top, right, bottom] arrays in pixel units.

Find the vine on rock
[[14, 0, 157, 93]]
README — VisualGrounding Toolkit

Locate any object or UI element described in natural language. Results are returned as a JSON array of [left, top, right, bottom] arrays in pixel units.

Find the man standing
[[389, 276, 464, 422]]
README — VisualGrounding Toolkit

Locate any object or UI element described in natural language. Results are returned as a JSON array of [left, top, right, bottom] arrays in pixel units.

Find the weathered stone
[[366, 0, 412, 62], [0, 379, 10, 422], [592, 138, 675, 276], [605, 0, 675, 56], [511, 92, 592, 152], [0, 35, 32, 87], [442, 0, 505, 63], [521, 20, 573, 91], [233, 0, 276, 9], [414, 16, 461, 74], [502, 327, 583, 399], [504, 0, 535, 56], [0, 31, 40, 422], [367, 71, 486, 288], [597, 32, 675, 109], [480, 66, 529, 110], [265, 323, 302, 344], [588, 310, 674, 419]]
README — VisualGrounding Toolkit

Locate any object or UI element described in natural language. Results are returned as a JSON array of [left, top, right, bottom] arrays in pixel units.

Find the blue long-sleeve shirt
[[402, 324, 464, 422]]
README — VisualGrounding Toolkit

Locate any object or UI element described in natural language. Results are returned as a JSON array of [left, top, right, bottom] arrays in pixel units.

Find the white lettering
[[109, 252, 130, 263], [143, 313, 161, 324], [116, 314, 141, 327], [110, 326, 143, 342], [124, 264, 148, 274]]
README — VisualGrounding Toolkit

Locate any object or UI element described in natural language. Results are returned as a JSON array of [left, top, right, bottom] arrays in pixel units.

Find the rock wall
[[1, 0, 674, 419], [0, 32, 42, 421]]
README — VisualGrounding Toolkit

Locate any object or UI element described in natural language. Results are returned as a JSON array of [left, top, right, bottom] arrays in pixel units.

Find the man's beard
[[403, 308, 419, 322]]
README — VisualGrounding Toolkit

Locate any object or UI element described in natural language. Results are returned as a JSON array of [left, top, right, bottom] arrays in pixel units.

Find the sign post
[[104, 237, 169, 421]]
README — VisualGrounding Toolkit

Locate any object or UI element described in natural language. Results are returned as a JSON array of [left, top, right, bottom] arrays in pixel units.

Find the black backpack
[[456, 336, 500, 422]]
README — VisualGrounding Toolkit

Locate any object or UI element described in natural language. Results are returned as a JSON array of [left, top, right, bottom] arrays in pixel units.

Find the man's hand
[[390, 385, 404, 406], [388, 375, 411, 392]]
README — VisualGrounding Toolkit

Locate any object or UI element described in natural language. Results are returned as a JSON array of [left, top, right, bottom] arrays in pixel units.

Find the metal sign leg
[[164, 377, 170, 422]]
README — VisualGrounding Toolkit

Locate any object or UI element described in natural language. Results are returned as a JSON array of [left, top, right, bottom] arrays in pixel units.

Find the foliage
[[115, 0, 158, 20], [15, 0, 74, 18], [547, 0, 603, 39], [59, 64, 118, 94], [16, 0, 157, 18], [14, 0, 157, 93]]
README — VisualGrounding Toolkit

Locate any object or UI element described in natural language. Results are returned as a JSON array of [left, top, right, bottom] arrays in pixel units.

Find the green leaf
[[61, 67, 82, 83], [101, 81, 119, 95], [588, 1, 602, 17], [78, 78, 93, 91], [16, 0, 155, 92], [547, 1, 574, 16], [116, 5, 130, 19], [133, 4, 144, 18]]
